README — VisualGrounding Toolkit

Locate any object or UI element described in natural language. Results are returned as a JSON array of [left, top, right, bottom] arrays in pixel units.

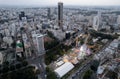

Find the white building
[[4, 29, 10, 36], [93, 12, 102, 31], [32, 34, 45, 55], [117, 15, 120, 24], [10, 23, 16, 36], [51, 29, 65, 41], [3, 36, 13, 47], [93, 16, 100, 31]]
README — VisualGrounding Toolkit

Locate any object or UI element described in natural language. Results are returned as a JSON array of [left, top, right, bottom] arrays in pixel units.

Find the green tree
[[83, 70, 93, 79], [1, 65, 37, 79], [46, 67, 57, 79], [90, 60, 99, 72]]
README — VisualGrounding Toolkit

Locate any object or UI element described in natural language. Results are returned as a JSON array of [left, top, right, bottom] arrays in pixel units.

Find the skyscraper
[[93, 11, 102, 31], [117, 15, 120, 24], [58, 2, 63, 30], [93, 16, 99, 31], [32, 34, 45, 55], [47, 8, 51, 20]]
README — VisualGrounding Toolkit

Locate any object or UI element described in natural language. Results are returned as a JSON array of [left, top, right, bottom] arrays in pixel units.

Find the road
[[27, 53, 46, 79], [68, 60, 93, 79], [0, 52, 46, 79], [23, 27, 46, 79]]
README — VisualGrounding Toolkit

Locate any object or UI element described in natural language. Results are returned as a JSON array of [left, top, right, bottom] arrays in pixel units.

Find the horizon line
[[0, 4, 120, 8]]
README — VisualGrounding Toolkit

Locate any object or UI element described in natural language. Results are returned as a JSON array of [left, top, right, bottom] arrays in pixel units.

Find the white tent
[[54, 62, 74, 78]]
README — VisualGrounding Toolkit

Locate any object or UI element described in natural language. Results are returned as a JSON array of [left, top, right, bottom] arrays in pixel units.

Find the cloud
[[0, 0, 120, 6]]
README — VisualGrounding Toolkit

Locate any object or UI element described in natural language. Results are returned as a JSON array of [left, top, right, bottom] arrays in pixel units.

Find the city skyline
[[0, 0, 120, 6], [0, 0, 120, 79]]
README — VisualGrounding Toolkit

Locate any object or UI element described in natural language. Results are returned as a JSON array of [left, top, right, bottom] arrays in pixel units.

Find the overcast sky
[[0, 0, 120, 6]]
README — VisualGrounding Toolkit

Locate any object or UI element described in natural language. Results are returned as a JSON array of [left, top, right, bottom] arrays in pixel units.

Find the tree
[[83, 70, 93, 79], [0, 64, 37, 79], [46, 67, 57, 79], [22, 60, 28, 66], [9, 65, 15, 71], [90, 60, 99, 72]]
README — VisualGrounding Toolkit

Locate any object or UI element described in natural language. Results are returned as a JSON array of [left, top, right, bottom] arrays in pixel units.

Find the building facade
[[58, 2, 63, 30], [32, 34, 45, 55]]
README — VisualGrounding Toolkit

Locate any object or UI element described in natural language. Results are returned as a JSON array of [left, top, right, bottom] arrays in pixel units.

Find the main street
[[69, 60, 93, 79], [26, 52, 46, 79]]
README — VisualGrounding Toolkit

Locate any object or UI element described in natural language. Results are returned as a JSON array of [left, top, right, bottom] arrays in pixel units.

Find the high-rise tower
[[47, 8, 51, 20], [58, 2, 63, 30], [117, 15, 120, 24], [93, 11, 102, 31], [32, 34, 45, 55]]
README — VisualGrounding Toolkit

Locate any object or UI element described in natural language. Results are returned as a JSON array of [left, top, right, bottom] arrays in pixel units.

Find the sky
[[0, 0, 120, 6]]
